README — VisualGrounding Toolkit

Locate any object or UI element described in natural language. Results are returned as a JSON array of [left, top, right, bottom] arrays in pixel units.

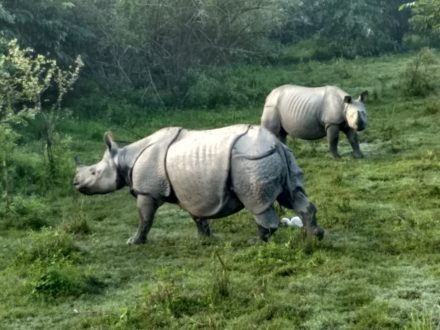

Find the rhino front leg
[[127, 194, 160, 245], [343, 127, 363, 158], [292, 188, 324, 240], [326, 124, 341, 158], [192, 217, 211, 237]]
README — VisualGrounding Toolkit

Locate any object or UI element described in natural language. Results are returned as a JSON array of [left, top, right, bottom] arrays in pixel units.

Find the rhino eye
[[90, 168, 96, 175]]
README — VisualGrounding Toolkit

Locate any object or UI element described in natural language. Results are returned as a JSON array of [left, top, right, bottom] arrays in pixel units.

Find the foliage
[[15, 228, 80, 265], [0, 37, 82, 210], [402, 0, 440, 34], [0, 195, 50, 230], [1, 0, 417, 111], [31, 261, 102, 300], [0, 0, 93, 64], [401, 0, 440, 48], [399, 48, 439, 96], [276, 0, 409, 59]]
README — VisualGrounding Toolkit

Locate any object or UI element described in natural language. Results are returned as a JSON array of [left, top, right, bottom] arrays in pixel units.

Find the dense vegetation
[[0, 0, 420, 108], [1, 0, 440, 329]]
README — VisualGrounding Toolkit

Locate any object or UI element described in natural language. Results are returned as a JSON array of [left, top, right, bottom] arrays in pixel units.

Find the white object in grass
[[281, 216, 303, 228]]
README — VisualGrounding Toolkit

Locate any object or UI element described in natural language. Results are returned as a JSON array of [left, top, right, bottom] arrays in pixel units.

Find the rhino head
[[73, 132, 122, 195], [344, 90, 368, 131]]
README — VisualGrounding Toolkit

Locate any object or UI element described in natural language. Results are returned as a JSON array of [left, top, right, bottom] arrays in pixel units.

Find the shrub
[[15, 228, 80, 265], [399, 48, 438, 96], [30, 261, 104, 300], [0, 195, 50, 230], [62, 213, 91, 236]]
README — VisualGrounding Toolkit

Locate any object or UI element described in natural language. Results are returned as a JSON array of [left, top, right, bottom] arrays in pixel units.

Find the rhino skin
[[73, 124, 324, 244], [261, 85, 368, 158]]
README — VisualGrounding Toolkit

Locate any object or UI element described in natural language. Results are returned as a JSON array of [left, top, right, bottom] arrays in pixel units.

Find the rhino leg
[[292, 188, 324, 240], [342, 126, 363, 158], [192, 217, 211, 237], [127, 194, 161, 245], [326, 124, 341, 158], [253, 206, 279, 242]]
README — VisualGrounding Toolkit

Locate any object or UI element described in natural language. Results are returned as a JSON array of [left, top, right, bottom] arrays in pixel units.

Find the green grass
[[1, 51, 440, 329]]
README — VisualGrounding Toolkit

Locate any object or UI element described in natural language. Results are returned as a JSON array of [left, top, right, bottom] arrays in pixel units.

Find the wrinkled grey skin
[[261, 85, 368, 158], [73, 125, 324, 244]]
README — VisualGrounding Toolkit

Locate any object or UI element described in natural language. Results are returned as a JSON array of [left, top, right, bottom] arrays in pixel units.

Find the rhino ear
[[104, 131, 118, 155], [344, 95, 352, 104], [360, 90, 368, 102]]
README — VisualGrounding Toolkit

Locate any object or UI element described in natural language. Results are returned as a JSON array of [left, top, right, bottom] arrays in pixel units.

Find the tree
[[401, 0, 440, 33], [0, 37, 83, 202], [275, 0, 409, 59]]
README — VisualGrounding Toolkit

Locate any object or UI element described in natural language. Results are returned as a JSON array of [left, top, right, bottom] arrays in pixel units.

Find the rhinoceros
[[261, 85, 368, 158], [73, 124, 324, 244]]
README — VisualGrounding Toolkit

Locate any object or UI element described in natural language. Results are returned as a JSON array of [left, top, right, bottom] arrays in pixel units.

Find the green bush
[[31, 262, 98, 300], [0, 195, 50, 230], [15, 228, 80, 265], [399, 48, 438, 96]]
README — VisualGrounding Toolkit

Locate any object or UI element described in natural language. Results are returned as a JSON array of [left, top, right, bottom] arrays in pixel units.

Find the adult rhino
[[73, 124, 324, 244], [261, 85, 368, 158]]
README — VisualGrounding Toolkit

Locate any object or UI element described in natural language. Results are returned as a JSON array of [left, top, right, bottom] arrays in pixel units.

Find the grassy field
[[1, 51, 440, 329]]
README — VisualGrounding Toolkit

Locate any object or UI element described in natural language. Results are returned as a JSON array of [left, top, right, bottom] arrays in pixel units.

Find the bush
[[0, 195, 50, 230], [15, 228, 80, 265], [399, 48, 438, 96], [31, 262, 92, 299], [30, 261, 104, 300]]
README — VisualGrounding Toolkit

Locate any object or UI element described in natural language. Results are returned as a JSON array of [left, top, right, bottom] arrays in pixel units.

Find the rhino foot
[[352, 151, 364, 159], [313, 227, 325, 240], [127, 235, 146, 245], [330, 151, 341, 159], [304, 226, 325, 241]]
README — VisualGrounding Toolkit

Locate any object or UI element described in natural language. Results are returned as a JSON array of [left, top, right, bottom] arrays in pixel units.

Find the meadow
[[1, 51, 440, 329]]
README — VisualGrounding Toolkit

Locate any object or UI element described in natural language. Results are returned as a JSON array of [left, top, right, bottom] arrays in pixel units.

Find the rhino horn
[[74, 155, 81, 166], [343, 95, 352, 104]]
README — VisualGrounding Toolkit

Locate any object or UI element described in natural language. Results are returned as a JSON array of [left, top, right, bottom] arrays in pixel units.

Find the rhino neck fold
[[115, 148, 132, 189], [115, 143, 152, 189], [114, 127, 184, 194]]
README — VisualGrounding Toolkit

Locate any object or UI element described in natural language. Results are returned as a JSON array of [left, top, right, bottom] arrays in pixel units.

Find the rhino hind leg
[[192, 217, 211, 237], [254, 206, 279, 241], [127, 194, 160, 245]]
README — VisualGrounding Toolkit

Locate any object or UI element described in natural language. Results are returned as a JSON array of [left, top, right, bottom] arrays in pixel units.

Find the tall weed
[[399, 48, 438, 96]]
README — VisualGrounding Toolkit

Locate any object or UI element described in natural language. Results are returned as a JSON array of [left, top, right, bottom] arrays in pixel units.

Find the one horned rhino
[[261, 85, 368, 158], [73, 124, 324, 244]]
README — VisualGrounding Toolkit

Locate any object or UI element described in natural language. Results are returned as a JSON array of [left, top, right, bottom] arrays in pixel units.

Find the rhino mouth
[[357, 123, 366, 131], [74, 182, 91, 194]]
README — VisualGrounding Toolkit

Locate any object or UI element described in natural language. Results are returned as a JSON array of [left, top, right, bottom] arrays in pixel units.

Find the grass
[[1, 51, 440, 329]]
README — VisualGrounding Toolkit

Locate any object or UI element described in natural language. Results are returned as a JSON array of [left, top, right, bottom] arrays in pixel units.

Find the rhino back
[[165, 125, 250, 218], [276, 85, 345, 139]]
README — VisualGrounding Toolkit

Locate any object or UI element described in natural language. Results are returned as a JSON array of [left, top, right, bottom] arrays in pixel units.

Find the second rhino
[[261, 85, 368, 158]]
